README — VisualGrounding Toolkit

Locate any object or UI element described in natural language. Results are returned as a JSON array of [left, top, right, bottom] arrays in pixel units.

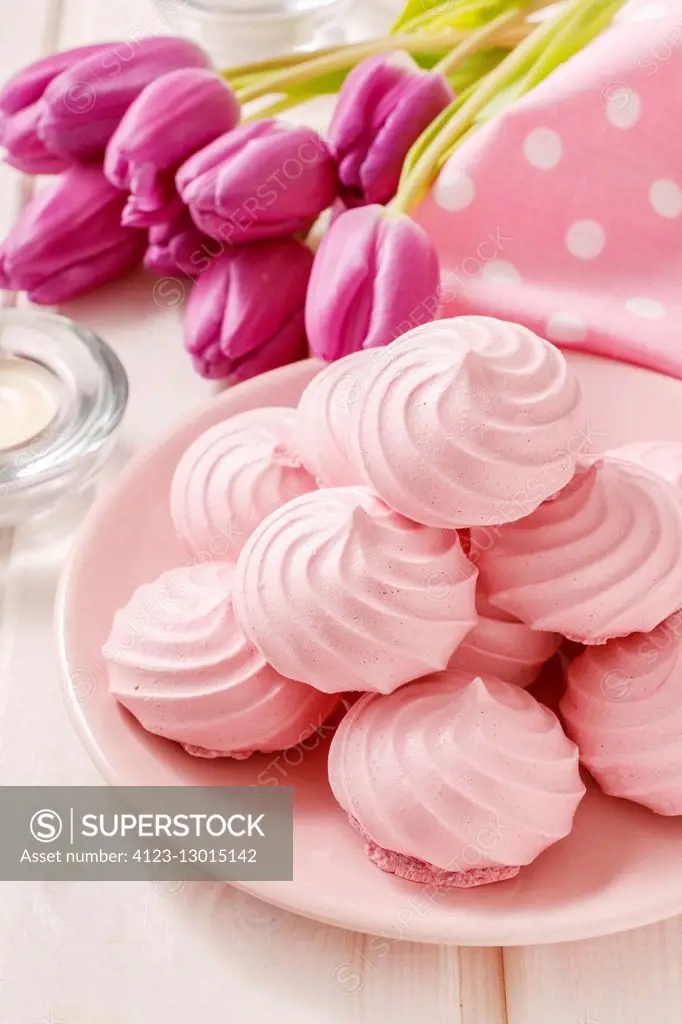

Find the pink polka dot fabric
[[414, 0, 682, 377]]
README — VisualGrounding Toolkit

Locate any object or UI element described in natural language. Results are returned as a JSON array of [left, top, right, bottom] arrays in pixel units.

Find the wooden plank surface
[[505, 919, 682, 1024], [0, 0, 680, 1021]]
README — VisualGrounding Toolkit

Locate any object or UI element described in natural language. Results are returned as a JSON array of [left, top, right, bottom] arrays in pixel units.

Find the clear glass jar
[[155, 0, 353, 64], [0, 309, 128, 528]]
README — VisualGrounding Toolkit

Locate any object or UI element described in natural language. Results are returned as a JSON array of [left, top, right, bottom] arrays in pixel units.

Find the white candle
[[0, 356, 59, 450]]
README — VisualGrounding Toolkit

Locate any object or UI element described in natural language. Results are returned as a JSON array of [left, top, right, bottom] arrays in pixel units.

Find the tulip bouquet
[[0, 0, 624, 381]]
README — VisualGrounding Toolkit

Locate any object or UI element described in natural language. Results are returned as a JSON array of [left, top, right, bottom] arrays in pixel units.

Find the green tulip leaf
[[395, 0, 525, 34], [392, 0, 453, 33]]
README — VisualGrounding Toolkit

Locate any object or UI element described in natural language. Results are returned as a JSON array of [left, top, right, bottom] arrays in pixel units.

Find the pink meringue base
[[182, 744, 255, 760], [563, 632, 611, 646], [350, 817, 520, 889], [366, 844, 521, 889]]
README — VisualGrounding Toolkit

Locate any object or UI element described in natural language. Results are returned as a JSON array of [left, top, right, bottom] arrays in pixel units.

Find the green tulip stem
[[233, 27, 529, 104], [224, 47, 341, 81], [433, 6, 524, 77], [391, 0, 621, 214]]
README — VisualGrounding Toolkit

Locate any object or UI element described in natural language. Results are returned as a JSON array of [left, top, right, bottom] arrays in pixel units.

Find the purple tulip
[[0, 105, 71, 174], [177, 119, 337, 244], [36, 37, 211, 161], [144, 210, 214, 276], [0, 44, 109, 116], [105, 69, 240, 228], [328, 52, 454, 207], [185, 237, 313, 380], [0, 44, 106, 172], [305, 204, 440, 360], [0, 166, 145, 304]]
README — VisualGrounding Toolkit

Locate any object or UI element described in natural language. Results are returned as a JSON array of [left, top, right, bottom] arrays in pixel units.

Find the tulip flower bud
[[144, 211, 213, 276], [0, 44, 108, 117], [0, 166, 145, 304], [105, 69, 240, 228], [305, 204, 440, 360], [0, 44, 106, 172], [177, 119, 337, 244], [37, 36, 211, 161], [0, 105, 71, 174], [184, 237, 312, 381], [328, 52, 453, 207]]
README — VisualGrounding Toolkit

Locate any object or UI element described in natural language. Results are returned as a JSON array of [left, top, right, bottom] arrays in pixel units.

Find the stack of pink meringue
[[103, 315, 682, 890]]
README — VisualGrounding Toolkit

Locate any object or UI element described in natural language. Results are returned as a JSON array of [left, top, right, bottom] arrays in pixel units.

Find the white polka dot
[[523, 128, 563, 169], [481, 260, 521, 285], [625, 297, 666, 319], [433, 163, 475, 211], [565, 220, 605, 260], [546, 313, 587, 343], [603, 86, 641, 129], [649, 178, 682, 218], [618, 2, 668, 21]]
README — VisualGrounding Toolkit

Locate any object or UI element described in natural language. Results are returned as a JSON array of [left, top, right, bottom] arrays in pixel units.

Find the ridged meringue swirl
[[328, 671, 585, 870], [103, 562, 339, 758], [345, 316, 588, 528], [233, 486, 478, 694], [607, 441, 682, 490], [560, 614, 682, 814], [472, 457, 682, 643], [295, 351, 371, 486], [448, 589, 561, 688], [170, 407, 317, 560]]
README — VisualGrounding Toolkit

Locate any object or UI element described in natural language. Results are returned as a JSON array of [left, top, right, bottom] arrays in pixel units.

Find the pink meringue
[[560, 613, 682, 814], [345, 316, 588, 528], [170, 407, 317, 561], [233, 486, 478, 694], [447, 588, 561, 688], [472, 457, 682, 643], [606, 441, 682, 490], [328, 671, 585, 886], [295, 350, 371, 487], [103, 562, 339, 758]]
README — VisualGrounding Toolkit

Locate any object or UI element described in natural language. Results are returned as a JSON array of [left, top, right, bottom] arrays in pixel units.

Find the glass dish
[[0, 309, 128, 528], [156, 0, 352, 64]]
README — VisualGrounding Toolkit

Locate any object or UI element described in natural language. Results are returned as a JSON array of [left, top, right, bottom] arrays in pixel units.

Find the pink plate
[[57, 353, 682, 946]]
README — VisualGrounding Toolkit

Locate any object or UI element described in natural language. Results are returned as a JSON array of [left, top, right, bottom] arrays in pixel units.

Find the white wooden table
[[1, 1, 682, 1021]]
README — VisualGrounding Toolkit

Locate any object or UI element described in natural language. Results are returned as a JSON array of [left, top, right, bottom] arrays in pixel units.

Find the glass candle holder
[[0, 309, 128, 528], [156, 0, 352, 64]]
